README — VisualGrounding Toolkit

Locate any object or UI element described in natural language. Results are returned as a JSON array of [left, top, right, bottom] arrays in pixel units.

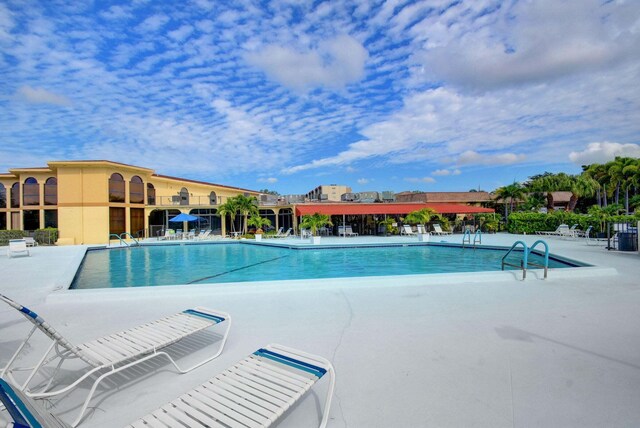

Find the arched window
[[147, 183, 156, 205], [44, 177, 57, 205], [129, 175, 144, 204], [0, 183, 6, 208], [209, 191, 217, 205], [109, 173, 125, 202], [23, 177, 39, 206], [10, 183, 19, 208], [179, 187, 189, 205]]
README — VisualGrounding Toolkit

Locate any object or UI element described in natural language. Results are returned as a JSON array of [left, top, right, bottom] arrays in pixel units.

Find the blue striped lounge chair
[[0, 344, 335, 428], [0, 294, 231, 427]]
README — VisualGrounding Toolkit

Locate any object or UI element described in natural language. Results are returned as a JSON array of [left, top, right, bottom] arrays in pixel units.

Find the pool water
[[71, 243, 582, 289]]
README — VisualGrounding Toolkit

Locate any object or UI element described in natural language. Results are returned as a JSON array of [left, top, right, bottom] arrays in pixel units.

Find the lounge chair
[[0, 294, 231, 427], [273, 227, 292, 238], [400, 224, 416, 236], [416, 224, 427, 234], [432, 224, 452, 235], [7, 239, 30, 258], [0, 344, 335, 428], [196, 229, 211, 240], [345, 226, 358, 236], [24, 237, 38, 247], [535, 224, 569, 236]]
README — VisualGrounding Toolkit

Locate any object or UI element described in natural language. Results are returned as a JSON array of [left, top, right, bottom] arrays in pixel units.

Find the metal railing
[[501, 240, 549, 280]]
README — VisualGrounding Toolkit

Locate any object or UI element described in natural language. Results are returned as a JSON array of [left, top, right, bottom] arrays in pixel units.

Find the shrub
[[35, 228, 58, 245], [504, 211, 636, 234], [0, 230, 27, 246]]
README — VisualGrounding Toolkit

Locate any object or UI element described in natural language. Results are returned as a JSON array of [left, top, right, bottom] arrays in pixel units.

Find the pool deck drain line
[[187, 255, 291, 284]]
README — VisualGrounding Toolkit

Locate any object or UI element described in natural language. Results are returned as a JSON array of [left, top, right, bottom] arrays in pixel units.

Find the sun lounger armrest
[[185, 307, 230, 324]]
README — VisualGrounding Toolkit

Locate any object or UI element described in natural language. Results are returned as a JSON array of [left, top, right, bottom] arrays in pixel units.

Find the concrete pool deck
[[1, 233, 639, 427]]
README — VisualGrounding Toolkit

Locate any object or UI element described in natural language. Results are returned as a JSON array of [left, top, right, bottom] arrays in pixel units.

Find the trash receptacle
[[617, 232, 638, 251]]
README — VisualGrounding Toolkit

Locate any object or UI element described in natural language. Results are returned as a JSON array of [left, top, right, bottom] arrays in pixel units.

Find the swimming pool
[[70, 242, 584, 289]]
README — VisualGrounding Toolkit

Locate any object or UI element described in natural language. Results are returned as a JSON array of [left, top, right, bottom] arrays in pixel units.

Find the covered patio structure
[[294, 203, 494, 236]]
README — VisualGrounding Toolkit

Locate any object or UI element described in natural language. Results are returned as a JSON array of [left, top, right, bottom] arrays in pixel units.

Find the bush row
[[0, 228, 59, 246], [0, 230, 27, 246], [506, 212, 639, 234]]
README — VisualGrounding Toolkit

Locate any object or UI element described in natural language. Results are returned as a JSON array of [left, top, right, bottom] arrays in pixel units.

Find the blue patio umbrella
[[168, 213, 200, 222]]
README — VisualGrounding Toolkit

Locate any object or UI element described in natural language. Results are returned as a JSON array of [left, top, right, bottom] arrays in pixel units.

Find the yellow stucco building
[[0, 160, 292, 245]]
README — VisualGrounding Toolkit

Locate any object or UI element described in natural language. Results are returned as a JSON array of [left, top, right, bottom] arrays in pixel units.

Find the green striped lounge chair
[[0, 294, 231, 427], [0, 344, 335, 428]]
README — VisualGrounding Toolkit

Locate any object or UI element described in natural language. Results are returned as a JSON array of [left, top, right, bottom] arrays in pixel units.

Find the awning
[[294, 203, 494, 216]]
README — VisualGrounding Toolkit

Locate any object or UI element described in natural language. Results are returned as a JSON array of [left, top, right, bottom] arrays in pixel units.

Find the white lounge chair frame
[[7, 239, 30, 258], [536, 224, 569, 237], [1, 344, 334, 428], [0, 294, 231, 427], [432, 224, 452, 235], [127, 343, 335, 428], [400, 225, 416, 236]]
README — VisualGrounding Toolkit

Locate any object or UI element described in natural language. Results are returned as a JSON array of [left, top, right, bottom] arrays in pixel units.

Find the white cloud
[[258, 177, 278, 184], [569, 142, 640, 165], [457, 151, 526, 166], [136, 14, 170, 33], [357, 178, 369, 184], [15, 86, 72, 106], [168, 25, 193, 42], [405, 177, 436, 184], [418, 0, 640, 91], [432, 168, 461, 176], [245, 35, 368, 91]]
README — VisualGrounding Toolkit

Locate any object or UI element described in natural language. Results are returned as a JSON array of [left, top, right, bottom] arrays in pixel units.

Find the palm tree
[[247, 215, 272, 233], [234, 195, 259, 234], [529, 173, 573, 211], [567, 173, 598, 211], [404, 208, 437, 226], [494, 182, 525, 221], [299, 213, 332, 236], [217, 198, 238, 234]]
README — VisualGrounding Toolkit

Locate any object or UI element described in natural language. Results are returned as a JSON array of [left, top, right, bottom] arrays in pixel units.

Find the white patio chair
[[1, 344, 335, 428], [7, 239, 30, 258], [0, 294, 231, 427]]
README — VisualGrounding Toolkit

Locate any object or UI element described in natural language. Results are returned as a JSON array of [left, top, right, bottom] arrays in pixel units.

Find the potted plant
[[247, 215, 272, 241], [380, 217, 398, 236], [299, 213, 332, 244], [405, 208, 437, 241]]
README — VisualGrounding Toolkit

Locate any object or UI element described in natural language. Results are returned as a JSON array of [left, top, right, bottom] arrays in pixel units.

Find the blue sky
[[1, 0, 639, 194]]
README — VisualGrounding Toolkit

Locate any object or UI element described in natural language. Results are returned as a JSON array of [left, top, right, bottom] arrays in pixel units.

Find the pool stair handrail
[[526, 240, 549, 279], [0, 344, 335, 428], [462, 229, 482, 248], [501, 240, 550, 280], [119, 232, 140, 246], [108, 233, 128, 247], [0, 294, 231, 427]]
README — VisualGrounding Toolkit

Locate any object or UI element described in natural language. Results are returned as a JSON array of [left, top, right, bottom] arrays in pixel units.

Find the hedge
[[506, 212, 639, 234], [0, 230, 27, 246], [0, 228, 59, 246]]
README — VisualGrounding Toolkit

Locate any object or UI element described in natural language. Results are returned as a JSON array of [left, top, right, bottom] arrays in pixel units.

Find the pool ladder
[[462, 229, 482, 248], [501, 240, 549, 280], [108, 232, 140, 247]]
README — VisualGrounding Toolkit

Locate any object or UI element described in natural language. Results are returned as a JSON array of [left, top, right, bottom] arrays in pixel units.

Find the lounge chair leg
[[0, 324, 38, 378], [21, 342, 55, 391]]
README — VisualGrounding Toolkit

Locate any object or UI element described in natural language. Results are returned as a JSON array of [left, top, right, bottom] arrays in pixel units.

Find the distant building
[[0, 160, 262, 244], [395, 191, 493, 206], [305, 184, 351, 202]]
